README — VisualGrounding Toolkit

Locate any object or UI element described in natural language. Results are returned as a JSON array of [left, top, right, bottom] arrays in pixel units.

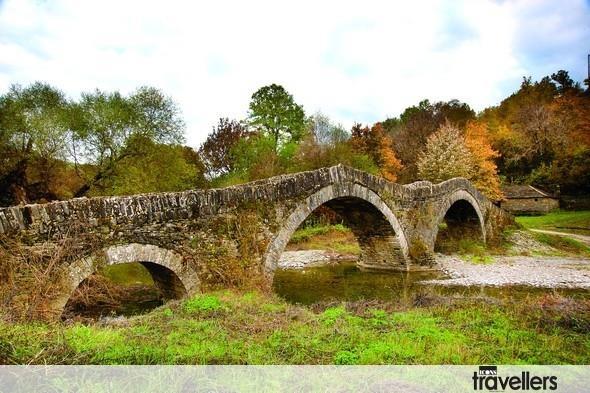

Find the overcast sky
[[1, 0, 589, 147]]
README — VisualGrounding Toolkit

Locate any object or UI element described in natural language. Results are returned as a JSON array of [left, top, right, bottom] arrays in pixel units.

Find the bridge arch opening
[[57, 244, 199, 319], [434, 192, 486, 254], [264, 183, 409, 276]]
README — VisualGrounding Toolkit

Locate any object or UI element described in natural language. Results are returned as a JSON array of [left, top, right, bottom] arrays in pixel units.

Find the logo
[[473, 366, 557, 391]]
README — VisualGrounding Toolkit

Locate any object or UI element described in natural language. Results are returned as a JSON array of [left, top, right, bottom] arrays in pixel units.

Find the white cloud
[[0, 0, 588, 147]]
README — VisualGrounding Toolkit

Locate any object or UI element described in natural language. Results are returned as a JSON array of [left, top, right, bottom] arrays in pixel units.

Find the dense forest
[[1, 70, 588, 207]]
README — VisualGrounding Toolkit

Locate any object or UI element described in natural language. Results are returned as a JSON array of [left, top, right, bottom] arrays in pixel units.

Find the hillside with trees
[[1, 69, 588, 206]]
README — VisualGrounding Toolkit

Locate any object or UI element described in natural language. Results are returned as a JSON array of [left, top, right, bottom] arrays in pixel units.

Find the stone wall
[[501, 198, 559, 214]]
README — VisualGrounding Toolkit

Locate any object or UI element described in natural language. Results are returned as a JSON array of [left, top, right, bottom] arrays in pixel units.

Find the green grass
[[512, 210, 590, 256], [531, 232, 590, 257], [99, 263, 155, 286], [287, 224, 361, 255], [183, 294, 225, 314], [290, 224, 350, 243], [1, 290, 588, 365], [516, 210, 590, 233], [435, 227, 500, 263]]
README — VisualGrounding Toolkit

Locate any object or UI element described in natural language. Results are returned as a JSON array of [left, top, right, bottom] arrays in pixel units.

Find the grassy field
[[286, 224, 361, 255], [100, 263, 155, 286], [514, 210, 590, 257], [1, 290, 589, 365], [530, 232, 590, 257], [516, 210, 590, 234]]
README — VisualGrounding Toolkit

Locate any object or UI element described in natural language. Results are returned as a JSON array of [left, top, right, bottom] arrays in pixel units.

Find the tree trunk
[[0, 159, 30, 206]]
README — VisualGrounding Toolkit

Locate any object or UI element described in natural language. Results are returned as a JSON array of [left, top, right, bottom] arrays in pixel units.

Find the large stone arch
[[53, 243, 199, 316], [264, 182, 409, 275], [431, 189, 486, 246]]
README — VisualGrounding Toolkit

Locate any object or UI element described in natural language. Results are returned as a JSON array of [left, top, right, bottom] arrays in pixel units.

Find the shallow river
[[273, 261, 589, 305], [69, 260, 589, 319]]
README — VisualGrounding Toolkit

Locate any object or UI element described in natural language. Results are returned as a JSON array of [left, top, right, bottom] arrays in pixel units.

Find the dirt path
[[427, 254, 590, 289], [529, 228, 590, 246]]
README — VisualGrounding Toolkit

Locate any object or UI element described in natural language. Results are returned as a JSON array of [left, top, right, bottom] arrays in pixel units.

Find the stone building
[[500, 185, 559, 214]]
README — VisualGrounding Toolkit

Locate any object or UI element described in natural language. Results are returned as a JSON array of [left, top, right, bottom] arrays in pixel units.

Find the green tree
[[105, 142, 206, 196], [225, 133, 279, 184], [248, 84, 305, 152], [70, 87, 185, 197], [0, 82, 70, 205]]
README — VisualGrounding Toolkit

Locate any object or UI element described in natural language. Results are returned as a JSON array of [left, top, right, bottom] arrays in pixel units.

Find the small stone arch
[[264, 182, 409, 275], [432, 189, 486, 246], [54, 243, 199, 316]]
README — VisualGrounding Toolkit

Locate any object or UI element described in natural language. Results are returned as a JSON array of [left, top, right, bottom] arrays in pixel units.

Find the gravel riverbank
[[426, 254, 590, 289], [279, 249, 590, 289], [278, 250, 356, 269]]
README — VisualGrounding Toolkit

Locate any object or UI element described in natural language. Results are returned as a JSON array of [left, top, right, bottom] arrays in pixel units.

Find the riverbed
[[67, 250, 590, 319], [273, 251, 590, 305]]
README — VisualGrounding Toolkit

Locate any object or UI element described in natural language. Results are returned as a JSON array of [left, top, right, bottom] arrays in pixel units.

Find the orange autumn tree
[[350, 122, 402, 181], [378, 128, 404, 181], [464, 120, 503, 200]]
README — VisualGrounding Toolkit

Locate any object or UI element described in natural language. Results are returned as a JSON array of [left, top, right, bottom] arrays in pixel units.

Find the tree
[[351, 123, 402, 181], [464, 121, 503, 200], [417, 121, 503, 200], [551, 70, 579, 94], [389, 99, 475, 182], [248, 84, 305, 152], [417, 122, 474, 184], [528, 89, 590, 194], [199, 118, 250, 179], [130, 86, 185, 142], [308, 111, 348, 147], [70, 87, 185, 197], [479, 71, 588, 185], [229, 133, 279, 183], [105, 142, 206, 196], [291, 114, 378, 175], [0, 82, 70, 205], [378, 131, 403, 182]]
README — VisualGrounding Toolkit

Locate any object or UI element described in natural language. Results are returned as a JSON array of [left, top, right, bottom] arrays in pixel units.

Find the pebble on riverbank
[[278, 250, 357, 269]]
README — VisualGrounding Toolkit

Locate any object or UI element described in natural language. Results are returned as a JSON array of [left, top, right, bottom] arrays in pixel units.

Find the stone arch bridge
[[0, 165, 512, 317]]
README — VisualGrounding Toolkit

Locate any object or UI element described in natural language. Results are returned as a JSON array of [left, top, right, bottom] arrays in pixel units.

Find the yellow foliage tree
[[464, 121, 503, 200], [378, 132, 403, 182], [417, 122, 474, 183]]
